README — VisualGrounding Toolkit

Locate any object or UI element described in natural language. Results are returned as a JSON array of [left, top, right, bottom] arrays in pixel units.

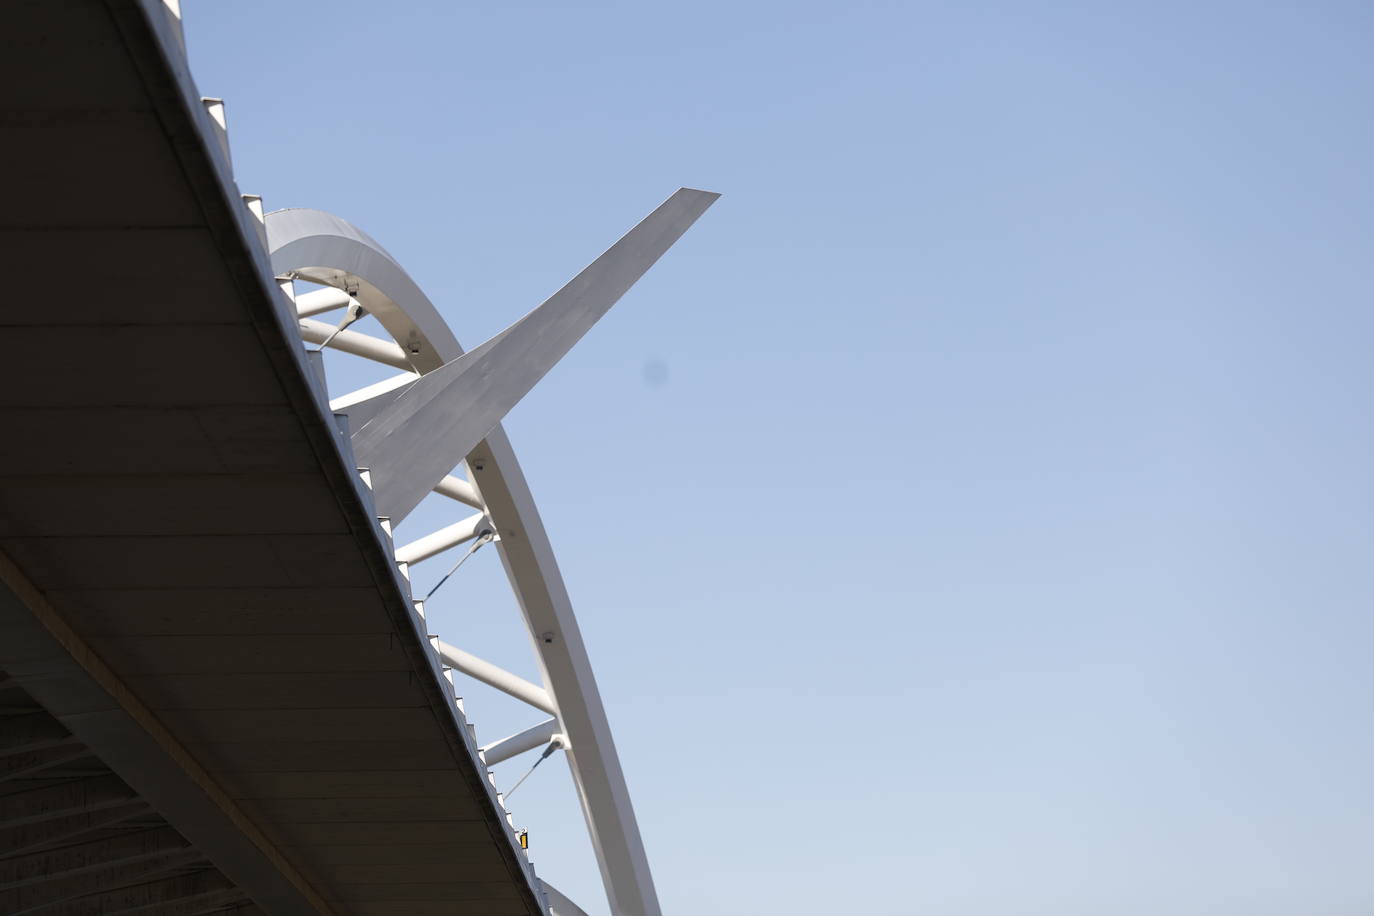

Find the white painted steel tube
[[393, 512, 489, 565], [298, 317, 412, 370], [435, 640, 557, 715], [435, 475, 483, 510], [480, 717, 560, 766], [294, 286, 353, 318]]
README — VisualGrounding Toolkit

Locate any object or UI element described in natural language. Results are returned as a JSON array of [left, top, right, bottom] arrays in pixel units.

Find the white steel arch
[[265, 196, 716, 916]]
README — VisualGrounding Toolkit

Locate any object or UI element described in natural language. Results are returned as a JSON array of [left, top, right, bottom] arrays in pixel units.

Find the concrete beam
[[0, 715, 72, 755], [0, 549, 334, 915], [0, 827, 190, 890], [0, 849, 203, 912], [0, 804, 150, 859], [0, 745, 89, 785], [48, 872, 242, 916], [0, 776, 137, 829]]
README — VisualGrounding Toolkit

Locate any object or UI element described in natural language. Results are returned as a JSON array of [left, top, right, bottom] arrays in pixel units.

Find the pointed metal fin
[[352, 188, 719, 523]]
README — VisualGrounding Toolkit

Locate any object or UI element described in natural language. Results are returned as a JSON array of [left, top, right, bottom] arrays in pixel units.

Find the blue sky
[[186, 3, 1374, 913]]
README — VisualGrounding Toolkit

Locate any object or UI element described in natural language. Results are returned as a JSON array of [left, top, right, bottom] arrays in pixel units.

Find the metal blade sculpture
[[351, 187, 719, 523]]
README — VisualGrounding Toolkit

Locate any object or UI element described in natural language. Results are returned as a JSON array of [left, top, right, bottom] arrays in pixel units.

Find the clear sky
[[185, 3, 1374, 913]]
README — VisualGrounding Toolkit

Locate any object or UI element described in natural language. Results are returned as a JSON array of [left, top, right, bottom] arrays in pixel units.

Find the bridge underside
[[0, 2, 545, 914], [0, 678, 255, 916]]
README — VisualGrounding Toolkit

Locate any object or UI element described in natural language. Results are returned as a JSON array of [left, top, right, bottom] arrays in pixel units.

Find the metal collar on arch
[[265, 191, 717, 916]]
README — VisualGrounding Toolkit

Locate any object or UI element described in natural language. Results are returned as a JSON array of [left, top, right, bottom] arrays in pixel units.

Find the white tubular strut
[[297, 317, 412, 370], [393, 512, 490, 565], [435, 474, 483, 510], [294, 285, 354, 317], [434, 641, 557, 716], [481, 718, 561, 766]]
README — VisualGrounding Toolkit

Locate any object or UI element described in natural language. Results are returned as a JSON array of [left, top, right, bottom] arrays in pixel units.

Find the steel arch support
[[469, 429, 662, 916], [265, 195, 715, 916], [266, 208, 461, 377]]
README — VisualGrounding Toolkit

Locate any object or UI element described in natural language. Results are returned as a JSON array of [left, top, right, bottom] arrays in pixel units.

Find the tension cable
[[311, 298, 367, 351], [503, 740, 561, 801], [423, 528, 494, 602]]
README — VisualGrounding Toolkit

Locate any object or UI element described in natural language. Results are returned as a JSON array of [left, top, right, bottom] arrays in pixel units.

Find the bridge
[[0, 2, 714, 914]]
